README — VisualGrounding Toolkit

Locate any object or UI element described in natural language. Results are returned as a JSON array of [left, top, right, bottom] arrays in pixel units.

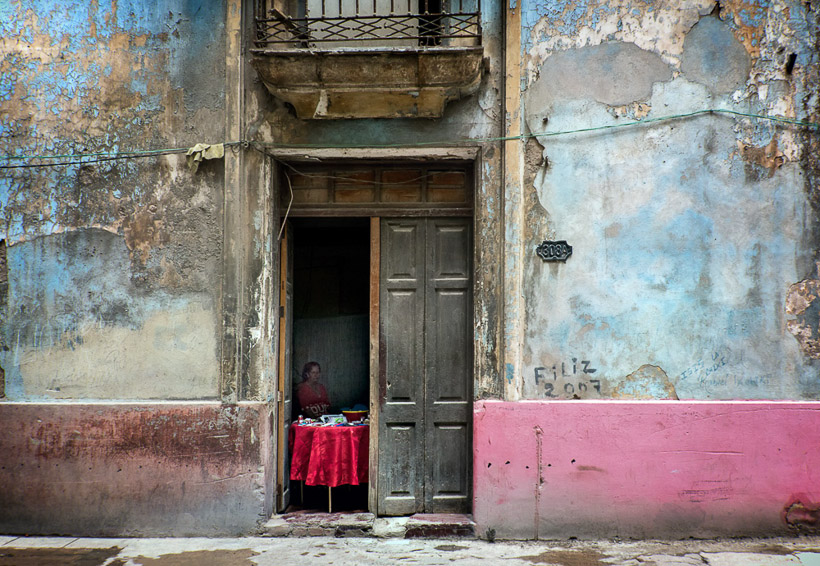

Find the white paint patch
[[18, 304, 219, 399]]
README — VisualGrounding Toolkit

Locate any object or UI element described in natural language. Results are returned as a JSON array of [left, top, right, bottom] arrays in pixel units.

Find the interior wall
[[291, 218, 370, 414]]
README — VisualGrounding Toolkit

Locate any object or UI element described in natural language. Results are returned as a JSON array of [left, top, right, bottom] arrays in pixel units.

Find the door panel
[[424, 218, 472, 513], [379, 219, 426, 515], [431, 291, 471, 400], [383, 423, 421, 513], [379, 217, 472, 515], [384, 291, 420, 401], [430, 423, 469, 494], [276, 223, 294, 512]]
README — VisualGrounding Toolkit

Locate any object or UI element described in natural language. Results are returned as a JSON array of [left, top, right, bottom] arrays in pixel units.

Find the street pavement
[[2, 535, 820, 565]]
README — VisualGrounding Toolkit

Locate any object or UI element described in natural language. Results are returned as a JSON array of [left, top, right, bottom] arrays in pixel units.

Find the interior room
[[289, 216, 371, 512]]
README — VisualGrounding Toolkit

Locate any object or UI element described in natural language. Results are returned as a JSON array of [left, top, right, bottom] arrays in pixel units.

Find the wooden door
[[423, 218, 472, 513], [276, 223, 294, 512], [378, 217, 472, 515]]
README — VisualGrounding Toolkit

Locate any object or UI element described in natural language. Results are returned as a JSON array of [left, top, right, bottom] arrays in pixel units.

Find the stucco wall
[[0, 402, 271, 536], [517, 0, 820, 400], [474, 400, 820, 539], [0, 1, 227, 400]]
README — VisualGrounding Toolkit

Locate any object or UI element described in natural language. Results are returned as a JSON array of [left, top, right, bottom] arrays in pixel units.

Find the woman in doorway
[[297, 361, 331, 418]]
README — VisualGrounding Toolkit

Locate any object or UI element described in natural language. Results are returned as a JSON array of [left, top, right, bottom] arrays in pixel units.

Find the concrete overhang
[[250, 46, 484, 119]]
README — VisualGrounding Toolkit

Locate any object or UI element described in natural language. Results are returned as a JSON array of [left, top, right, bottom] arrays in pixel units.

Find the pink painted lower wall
[[473, 400, 820, 540], [0, 402, 274, 536]]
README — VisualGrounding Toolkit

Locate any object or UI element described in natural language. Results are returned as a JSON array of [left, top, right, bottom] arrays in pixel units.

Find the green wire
[[1, 110, 817, 167], [254, 109, 820, 149]]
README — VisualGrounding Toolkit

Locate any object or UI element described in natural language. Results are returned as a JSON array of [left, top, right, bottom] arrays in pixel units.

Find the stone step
[[404, 514, 476, 538], [263, 512, 475, 539]]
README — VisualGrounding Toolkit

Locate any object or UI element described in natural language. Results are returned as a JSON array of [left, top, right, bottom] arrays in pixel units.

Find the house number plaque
[[536, 240, 572, 262]]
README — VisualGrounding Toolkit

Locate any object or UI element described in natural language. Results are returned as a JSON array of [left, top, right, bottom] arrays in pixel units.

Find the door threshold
[[265, 512, 476, 539]]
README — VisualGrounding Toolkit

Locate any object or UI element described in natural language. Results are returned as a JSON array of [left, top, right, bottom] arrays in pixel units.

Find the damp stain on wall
[[783, 497, 820, 534]]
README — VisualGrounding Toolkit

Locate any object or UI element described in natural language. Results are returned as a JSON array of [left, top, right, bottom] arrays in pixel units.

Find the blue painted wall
[[518, 0, 820, 400], [1, 1, 227, 399]]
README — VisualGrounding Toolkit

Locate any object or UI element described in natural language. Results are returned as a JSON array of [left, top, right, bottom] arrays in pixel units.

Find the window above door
[[250, 0, 484, 119], [279, 163, 473, 217]]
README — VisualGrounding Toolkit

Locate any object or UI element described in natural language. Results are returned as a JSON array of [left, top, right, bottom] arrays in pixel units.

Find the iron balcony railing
[[254, 0, 481, 47]]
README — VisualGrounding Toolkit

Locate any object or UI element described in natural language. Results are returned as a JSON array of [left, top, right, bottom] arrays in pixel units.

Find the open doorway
[[274, 161, 476, 517], [287, 217, 371, 513]]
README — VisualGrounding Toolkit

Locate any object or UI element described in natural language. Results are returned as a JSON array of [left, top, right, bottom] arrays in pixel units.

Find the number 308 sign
[[536, 240, 572, 262]]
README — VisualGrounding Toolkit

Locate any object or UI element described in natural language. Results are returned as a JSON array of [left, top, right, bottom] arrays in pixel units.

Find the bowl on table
[[342, 410, 368, 423]]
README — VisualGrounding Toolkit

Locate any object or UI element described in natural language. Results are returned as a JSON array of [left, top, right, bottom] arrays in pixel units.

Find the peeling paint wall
[[517, 0, 820, 400], [4, 0, 820, 539], [0, 1, 256, 536], [1, 1, 226, 400]]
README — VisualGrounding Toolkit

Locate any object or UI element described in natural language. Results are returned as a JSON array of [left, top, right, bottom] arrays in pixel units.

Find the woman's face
[[308, 366, 321, 383]]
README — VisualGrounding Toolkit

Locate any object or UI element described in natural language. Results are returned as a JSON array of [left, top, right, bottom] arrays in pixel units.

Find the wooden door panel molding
[[383, 290, 422, 403], [382, 221, 422, 281], [380, 422, 423, 515], [430, 423, 470, 494], [429, 291, 471, 402], [431, 220, 471, 280]]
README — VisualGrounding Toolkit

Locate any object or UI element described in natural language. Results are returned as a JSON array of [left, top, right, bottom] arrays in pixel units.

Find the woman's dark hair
[[301, 361, 321, 382]]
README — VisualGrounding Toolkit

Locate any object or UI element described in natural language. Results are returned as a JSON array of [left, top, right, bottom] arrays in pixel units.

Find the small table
[[289, 423, 369, 511]]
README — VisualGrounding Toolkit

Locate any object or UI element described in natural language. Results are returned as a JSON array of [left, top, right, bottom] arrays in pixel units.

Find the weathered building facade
[[1, 0, 819, 538]]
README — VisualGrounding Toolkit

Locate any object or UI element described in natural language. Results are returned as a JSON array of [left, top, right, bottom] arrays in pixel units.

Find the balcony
[[250, 0, 484, 119]]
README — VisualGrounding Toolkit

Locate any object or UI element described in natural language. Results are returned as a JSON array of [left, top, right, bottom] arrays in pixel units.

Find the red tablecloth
[[289, 424, 369, 487]]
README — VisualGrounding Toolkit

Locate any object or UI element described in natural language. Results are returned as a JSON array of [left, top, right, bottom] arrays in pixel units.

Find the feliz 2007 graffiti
[[534, 359, 600, 397]]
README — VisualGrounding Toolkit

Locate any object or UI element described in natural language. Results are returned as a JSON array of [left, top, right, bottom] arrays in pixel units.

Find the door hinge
[[276, 390, 283, 402], [279, 305, 285, 318]]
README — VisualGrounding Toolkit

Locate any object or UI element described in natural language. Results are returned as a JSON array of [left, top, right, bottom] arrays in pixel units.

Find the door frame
[[270, 150, 482, 516], [368, 217, 381, 512], [275, 223, 294, 512]]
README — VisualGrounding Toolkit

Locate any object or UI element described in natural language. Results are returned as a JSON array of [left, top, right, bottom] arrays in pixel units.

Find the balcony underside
[[251, 47, 484, 119]]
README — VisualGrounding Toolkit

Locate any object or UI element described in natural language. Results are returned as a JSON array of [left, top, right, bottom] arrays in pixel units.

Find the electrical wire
[[0, 142, 243, 170], [277, 170, 294, 241], [1, 110, 818, 169], [0, 150, 188, 169]]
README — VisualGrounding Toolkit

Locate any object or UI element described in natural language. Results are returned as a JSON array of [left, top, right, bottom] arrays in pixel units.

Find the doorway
[[289, 217, 371, 512], [275, 162, 474, 516]]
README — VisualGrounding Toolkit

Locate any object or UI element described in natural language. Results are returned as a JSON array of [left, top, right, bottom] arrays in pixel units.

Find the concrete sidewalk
[[2, 535, 820, 565]]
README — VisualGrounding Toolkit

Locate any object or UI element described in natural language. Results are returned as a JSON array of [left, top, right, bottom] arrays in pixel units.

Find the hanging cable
[[277, 169, 295, 241]]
